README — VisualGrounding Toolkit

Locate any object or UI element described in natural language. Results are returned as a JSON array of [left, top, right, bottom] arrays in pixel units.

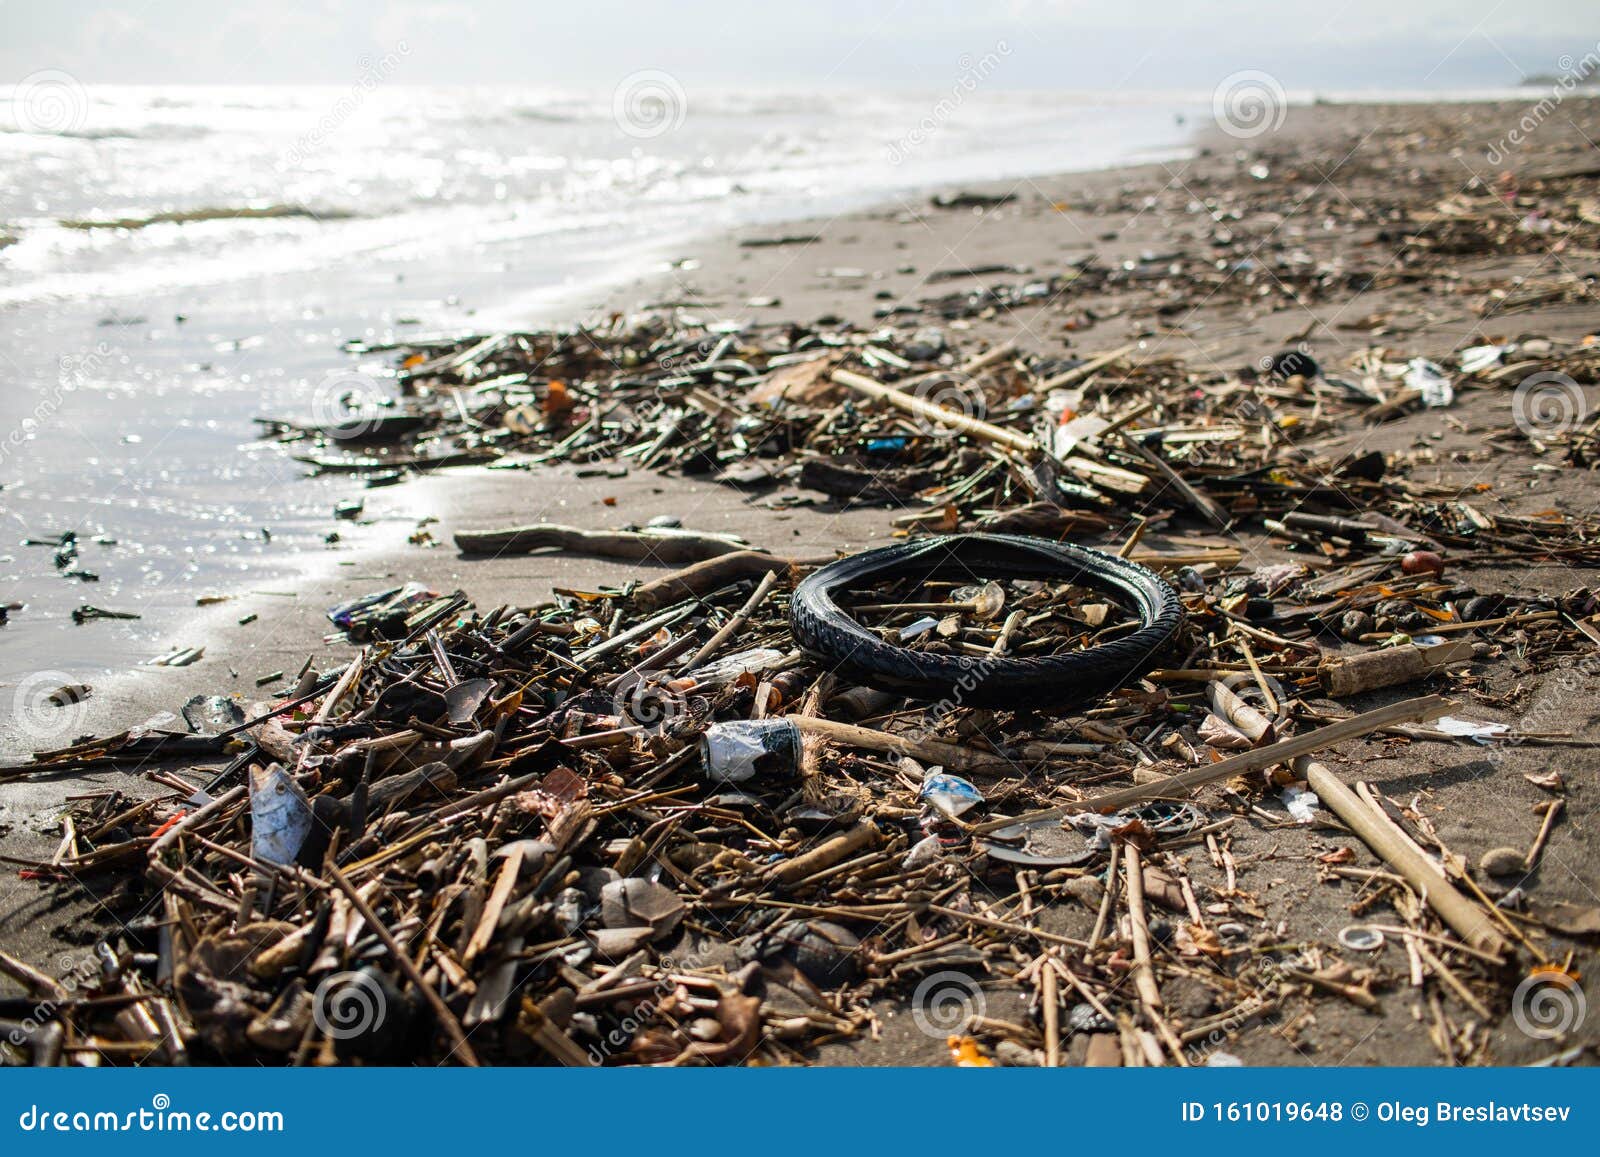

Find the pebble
[[1479, 846, 1526, 877], [1401, 550, 1445, 577]]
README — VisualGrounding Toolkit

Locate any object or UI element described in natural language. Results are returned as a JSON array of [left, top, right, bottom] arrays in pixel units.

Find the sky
[[0, 0, 1594, 90]]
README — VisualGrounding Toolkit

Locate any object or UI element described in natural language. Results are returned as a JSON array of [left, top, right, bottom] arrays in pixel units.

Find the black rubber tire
[[790, 533, 1184, 708]]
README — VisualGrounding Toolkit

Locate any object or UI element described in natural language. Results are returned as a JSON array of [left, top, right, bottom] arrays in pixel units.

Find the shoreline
[[4, 95, 1600, 1066]]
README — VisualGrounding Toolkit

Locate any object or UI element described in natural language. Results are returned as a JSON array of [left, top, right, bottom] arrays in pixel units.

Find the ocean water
[[0, 83, 1210, 695], [0, 84, 1203, 308]]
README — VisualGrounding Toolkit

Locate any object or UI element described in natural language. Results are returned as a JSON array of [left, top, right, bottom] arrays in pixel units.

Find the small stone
[[1339, 610, 1374, 641], [1401, 550, 1445, 577], [1479, 846, 1526, 878]]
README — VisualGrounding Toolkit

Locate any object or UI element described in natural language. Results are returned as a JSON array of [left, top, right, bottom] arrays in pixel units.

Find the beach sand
[[4, 97, 1599, 1065]]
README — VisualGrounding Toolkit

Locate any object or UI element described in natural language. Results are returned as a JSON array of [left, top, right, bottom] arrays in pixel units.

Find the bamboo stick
[[1294, 756, 1509, 957], [832, 368, 1039, 454], [787, 715, 1015, 774]]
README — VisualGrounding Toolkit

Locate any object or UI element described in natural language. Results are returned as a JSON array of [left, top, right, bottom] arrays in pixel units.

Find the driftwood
[[455, 523, 748, 563], [798, 458, 941, 502], [1320, 639, 1475, 696], [367, 761, 458, 815], [631, 551, 819, 610]]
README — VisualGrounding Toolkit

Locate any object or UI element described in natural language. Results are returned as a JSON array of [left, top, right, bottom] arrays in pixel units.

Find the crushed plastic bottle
[[1404, 357, 1454, 408]]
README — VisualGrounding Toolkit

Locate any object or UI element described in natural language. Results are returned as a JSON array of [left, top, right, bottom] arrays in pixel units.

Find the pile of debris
[[5, 427, 1597, 1062]]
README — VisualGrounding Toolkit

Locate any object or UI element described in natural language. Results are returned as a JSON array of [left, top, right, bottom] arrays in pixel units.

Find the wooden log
[[455, 523, 748, 563], [1321, 639, 1475, 697], [632, 551, 816, 611]]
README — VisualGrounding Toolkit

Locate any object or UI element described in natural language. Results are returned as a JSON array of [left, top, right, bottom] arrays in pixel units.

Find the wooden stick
[[148, 784, 247, 858], [684, 569, 780, 671], [770, 821, 880, 887], [1413, 938, 1493, 1021], [1119, 432, 1230, 529], [462, 843, 523, 965], [1526, 799, 1563, 870], [1035, 344, 1137, 391], [927, 904, 1088, 950], [787, 715, 1016, 774], [1088, 842, 1121, 949], [832, 368, 1039, 454], [632, 551, 818, 611], [1041, 960, 1061, 1068], [972, 696, 1446, 834], [325, 862, 483, 1066], [1294, 756, 1509, 957], [1123, 846, 1163, 1011]]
